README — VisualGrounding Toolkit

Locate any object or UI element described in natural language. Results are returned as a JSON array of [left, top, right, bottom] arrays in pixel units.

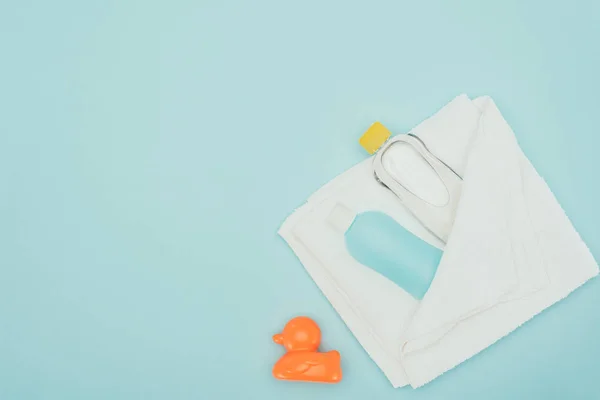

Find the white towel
[[279, 95, 598, 387]]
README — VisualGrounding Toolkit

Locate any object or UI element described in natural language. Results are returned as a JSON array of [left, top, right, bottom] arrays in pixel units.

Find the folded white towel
[[279, 95, 598, 387]]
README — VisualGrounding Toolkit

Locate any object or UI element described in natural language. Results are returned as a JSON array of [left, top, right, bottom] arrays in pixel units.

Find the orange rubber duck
[[272, 316, 342, 383]]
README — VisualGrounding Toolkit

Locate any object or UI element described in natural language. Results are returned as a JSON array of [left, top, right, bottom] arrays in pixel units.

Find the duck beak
[[272, 333, 284, 345]]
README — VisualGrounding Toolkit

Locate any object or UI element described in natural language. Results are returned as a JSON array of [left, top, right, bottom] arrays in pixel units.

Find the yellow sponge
[[359, 122, 391, 154]]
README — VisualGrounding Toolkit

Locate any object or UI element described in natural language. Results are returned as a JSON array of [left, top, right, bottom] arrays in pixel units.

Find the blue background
[[1, 1, 599, 399]]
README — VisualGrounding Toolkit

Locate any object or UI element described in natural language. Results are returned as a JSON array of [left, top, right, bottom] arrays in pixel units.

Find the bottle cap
[[359, 122, 391, 154]]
